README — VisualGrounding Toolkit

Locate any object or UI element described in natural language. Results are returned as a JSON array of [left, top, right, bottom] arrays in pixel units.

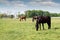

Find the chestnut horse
[[35, 16, 51, 31], [19, 16, 26, 21]]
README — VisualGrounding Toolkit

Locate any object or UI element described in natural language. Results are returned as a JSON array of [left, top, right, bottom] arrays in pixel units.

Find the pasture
[[0, 17, 60, 40]]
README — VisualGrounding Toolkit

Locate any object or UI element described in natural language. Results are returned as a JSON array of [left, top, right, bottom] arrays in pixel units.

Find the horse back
[[37, 16, 51, 23]]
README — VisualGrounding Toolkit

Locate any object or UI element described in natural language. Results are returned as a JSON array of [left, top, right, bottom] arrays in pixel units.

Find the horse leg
[[47, 22, 51, 29], [22, 19, 23, 21], [25, 18, 26, 21], [32, 18, 34, 22], [36, 21, 39, 31], [20, 19, 21, 21], [42, 23, 44, 30], [39, 23, 41, 30]]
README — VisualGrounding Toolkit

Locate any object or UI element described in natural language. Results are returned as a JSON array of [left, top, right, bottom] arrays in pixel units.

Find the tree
[[17, 12, 20, 18], [44, 11, 50, 16], [10, 15, 14, 18], [25, 10, 32, 17]]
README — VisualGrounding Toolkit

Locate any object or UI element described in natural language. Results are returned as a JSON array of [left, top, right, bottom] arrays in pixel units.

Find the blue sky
[[0, 0, 60, 15]]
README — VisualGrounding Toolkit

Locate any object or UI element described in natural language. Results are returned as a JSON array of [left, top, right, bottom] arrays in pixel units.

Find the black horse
[[32, 16, 37, 22], [35, 16, 51, 31]]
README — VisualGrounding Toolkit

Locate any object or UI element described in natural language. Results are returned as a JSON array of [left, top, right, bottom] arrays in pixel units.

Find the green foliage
[[25, 10, 50, 17], [50, 13, 59, 17], [0, 14, 3, 18], [25, 10, 60, 17], [0, 14, 14, 18], [0, 14, 8, 18], [9, 15, 14, 18], [25, 10, 32, 17], [43, 11, 50, 16]]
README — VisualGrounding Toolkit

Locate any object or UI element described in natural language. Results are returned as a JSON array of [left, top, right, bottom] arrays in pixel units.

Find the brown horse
[[19, 16, 26, 21], [35, 16, 51, 31], [32, 16, 38, 22]]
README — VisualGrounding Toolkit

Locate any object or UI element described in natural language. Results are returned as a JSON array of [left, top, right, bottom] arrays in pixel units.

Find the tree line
[[0, 10, 60, 18], [0, 14, 14, 18], [25, 10, 60, 18]]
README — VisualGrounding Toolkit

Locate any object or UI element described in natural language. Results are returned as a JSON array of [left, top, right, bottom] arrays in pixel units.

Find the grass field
[[0, 18, 60, 40]]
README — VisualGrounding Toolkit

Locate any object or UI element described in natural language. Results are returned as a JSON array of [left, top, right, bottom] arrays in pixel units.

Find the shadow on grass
[[52, 27, 60, 30]]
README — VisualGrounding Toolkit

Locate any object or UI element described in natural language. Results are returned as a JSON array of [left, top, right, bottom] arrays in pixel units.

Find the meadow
[[0, 17, 60, 40]]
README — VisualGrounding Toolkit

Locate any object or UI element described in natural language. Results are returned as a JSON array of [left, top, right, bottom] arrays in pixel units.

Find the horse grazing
[[35, 16, 51, 31], [32, 16, 38, 22], [19, 16, 26, 21]]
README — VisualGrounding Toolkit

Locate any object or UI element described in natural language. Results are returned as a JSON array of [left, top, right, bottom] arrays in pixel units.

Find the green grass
[[0, 18, 60, 40]]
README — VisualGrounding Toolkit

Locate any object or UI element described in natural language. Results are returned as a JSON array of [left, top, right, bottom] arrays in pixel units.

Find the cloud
[[28, 0, 60, 7], [0, 0, 60, 8], [41, 1, 60, 6], [0, 0, 60, 14], [0, 0, 28, 14], [31, 0, 52, 2], [0, 0, 27, 7]]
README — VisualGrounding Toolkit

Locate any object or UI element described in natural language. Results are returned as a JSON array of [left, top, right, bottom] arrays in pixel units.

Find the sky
[[0, 0, 60, 15]]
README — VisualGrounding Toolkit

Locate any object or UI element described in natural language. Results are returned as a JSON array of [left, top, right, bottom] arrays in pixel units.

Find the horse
[[32, 16, 38, 22], [19, 16, 26, 21], [35, 16, 51, 31]]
